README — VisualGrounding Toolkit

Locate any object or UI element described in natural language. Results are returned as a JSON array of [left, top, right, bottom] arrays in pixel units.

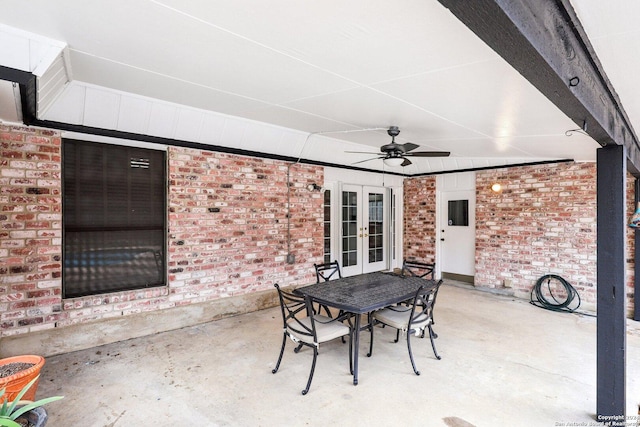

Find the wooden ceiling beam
[[437, 0, 640, 175]]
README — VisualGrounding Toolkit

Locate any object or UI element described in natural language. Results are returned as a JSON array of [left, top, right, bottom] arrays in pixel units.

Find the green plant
[[0, 375, 63, 427]]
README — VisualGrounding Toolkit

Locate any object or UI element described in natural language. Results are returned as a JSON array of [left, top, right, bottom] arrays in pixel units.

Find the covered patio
[[37, 282, 640, 426], [1, 0, 640, 423]]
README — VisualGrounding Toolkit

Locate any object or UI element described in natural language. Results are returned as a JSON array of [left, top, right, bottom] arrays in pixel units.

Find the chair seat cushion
[[373, 307, 431, 332], [288, 315, 350, 344]]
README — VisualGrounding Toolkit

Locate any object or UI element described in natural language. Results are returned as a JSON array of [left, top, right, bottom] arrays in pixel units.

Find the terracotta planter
[[0, 355, 45, 402]]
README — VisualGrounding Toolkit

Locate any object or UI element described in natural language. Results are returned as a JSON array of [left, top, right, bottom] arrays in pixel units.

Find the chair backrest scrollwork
[[402, 259, 435, 280], [314, 260, 342, 283]]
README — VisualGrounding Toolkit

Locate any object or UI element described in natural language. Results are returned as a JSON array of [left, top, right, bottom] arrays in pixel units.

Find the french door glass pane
[[391, 192, 396, 261], [323, 190, 331, 263], [368, 193, 384, 263], [348, 222, 356, 235], [342, 191, 358, 267], [348, 206, 357, 220], [348, 251, 357, 266]]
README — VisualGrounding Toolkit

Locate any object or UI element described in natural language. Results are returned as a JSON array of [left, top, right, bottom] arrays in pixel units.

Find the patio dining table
[[296, 271, 437, 385]]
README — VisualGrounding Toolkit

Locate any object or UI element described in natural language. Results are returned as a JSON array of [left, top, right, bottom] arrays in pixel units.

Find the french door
[[341, 185, 388, 276]]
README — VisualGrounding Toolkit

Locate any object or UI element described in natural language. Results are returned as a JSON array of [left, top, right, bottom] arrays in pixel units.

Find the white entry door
[[341, 185, 388, 276], [439, 189, 476, 277]]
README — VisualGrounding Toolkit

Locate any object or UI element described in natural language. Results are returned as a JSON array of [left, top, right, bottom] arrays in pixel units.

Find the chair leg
[[294, 342, 303, 353], [272, 333, 287, 374], [428, 325, 442, 360], [420, 328, 438, 339], [406, 332, 420, 376], [394, 329, 401, 343], [302, 347, 319, 395]]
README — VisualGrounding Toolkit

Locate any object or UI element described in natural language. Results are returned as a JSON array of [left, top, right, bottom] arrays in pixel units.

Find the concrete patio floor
[[35, 282, 640, 426]]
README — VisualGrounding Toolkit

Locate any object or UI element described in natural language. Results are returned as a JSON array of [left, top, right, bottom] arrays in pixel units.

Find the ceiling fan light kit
[[345, 126, 450, 167], [383, 157, 405, 167]]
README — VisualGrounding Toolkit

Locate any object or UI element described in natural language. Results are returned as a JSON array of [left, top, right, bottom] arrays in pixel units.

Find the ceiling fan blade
[[399, 142, 420, 153], [405, 151, 451, 157], [345, 150, 380, 155], [351, 156, 382, 165], [401, 158, 412, 167]]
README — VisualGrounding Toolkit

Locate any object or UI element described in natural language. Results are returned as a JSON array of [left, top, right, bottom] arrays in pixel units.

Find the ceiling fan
[[346, 126, 450, 167]]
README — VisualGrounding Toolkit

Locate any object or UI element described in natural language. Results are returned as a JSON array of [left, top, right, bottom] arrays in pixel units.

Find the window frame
[[62, 139, 167, 298]]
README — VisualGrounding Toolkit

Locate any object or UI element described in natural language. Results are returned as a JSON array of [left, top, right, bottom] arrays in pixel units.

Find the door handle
[[440, 238, 445, 241]]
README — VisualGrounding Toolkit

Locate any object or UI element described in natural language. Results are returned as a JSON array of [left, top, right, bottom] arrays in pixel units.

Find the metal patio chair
[[401, 259, 435, 280], [401, 259, 439, 330], [314, 260, 342, 282], [367, 280, 443, 375], [313, 260, 342, 318], [271, 283, 353, 395]]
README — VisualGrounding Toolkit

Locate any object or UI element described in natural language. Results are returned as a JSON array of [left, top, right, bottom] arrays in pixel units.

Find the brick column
[[403, 176, 437, 262]]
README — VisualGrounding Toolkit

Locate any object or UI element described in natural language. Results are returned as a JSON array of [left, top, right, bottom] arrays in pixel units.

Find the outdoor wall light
[[491, 183, 502, 193], [307, 183, 323, 192]]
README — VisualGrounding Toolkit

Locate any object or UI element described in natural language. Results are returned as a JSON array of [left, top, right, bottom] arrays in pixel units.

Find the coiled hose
[[530, 274, 581, 313]]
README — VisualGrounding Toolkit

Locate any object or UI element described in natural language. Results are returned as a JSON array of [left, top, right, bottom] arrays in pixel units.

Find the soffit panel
[[65, 51, 272, 116]]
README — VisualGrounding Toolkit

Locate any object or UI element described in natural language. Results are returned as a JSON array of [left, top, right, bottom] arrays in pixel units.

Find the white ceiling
[[0, 0, 634, 175]]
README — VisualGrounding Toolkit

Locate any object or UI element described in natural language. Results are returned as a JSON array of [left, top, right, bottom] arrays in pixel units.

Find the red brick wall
[[478, 163, 637, 315], [404, 162, 636, 315], [3, 123, 637, 336], [167, 147, 322, 303], [475, 163, 598, 308], [1, 125, 323, 336], [403, 176, 437, 263], [0, 125, 63, 334]]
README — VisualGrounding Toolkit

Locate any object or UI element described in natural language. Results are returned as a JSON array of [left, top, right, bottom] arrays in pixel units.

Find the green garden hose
[[530, 274, 581, 313]]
